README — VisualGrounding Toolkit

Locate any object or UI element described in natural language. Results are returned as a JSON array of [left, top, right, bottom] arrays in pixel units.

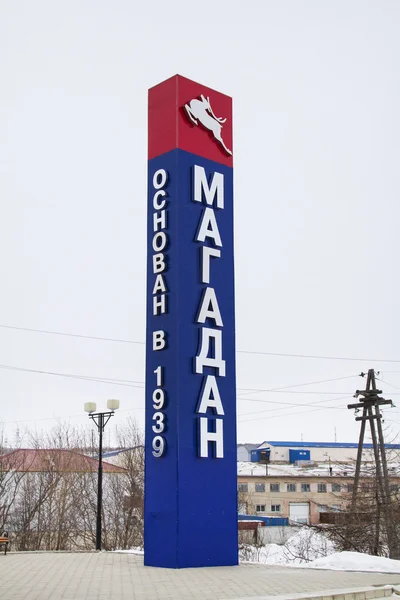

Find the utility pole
[[347, 369, 398, 557]]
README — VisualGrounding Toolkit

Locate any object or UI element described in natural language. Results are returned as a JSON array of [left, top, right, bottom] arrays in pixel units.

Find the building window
[[270, 483, 280, 492], [255, 483, 265, 493], [287, 483, 296, 492], [301, 483, 310, 492], [332, 483, 341, 492], [318, 483, 327, 493], [256, 505, 265, 513], [271, 504, 281, 512], [238, 483, 248, 493], [347, 484, 354, 493], [390, 484, 399, 494], [317, 505, 327, 512], [330, 504, 341, 512]]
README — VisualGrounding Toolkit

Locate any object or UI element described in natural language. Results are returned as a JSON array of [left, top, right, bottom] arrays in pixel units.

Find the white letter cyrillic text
[[152, 274, 167, 294], [153, 169, 168, 190], [196, 208, 222, 247], [153, 190, 167, 210], [153, 294, 166, 316], [197, 375, 224, 415], [153, 330, 166, 351], [195, 327, 226, 376], [201, 247, 221, 284], [152, 231, 167, 252], [194, 166, 224, 209], [153, 210, 167, 232], [199, 417, 224, 458], [153, 253, 166, 274], [196, 287, 223, 327]]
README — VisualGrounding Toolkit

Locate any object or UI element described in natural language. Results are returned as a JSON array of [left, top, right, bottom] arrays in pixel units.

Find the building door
[[289, 502, 309, 524]]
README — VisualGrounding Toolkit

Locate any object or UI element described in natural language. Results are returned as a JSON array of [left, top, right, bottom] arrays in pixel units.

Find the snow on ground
[[237, 461, 347, 478], [113, 547, 144, 555], [305, 551, 400, 573], [240, 527, 400, 574], [240, 527, 335, 565], [115, 529, 400, 574]]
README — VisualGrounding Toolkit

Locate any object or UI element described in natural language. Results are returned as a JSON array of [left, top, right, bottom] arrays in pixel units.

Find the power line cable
[[238, 394, 352, 418], [238, 395, 353, 424], [0, 364, 145, 388], [1, 406, 145, 425], [239, 390, 355, 396], [238, 395, 354, 418], [1, 363, 345, 394], [0, 324, 144, 345], [376, 376, 400, 393], [0, 363, 359, 397], [3, 323, 400, 363], [2, 363, 398, 428], [237, 349, 400, 363], [237, 375, 357, 398], [238, 378, 400, 424], [3, 362, 400, 409], [237, 377, 400, 427], [380, 371, 400, 374]]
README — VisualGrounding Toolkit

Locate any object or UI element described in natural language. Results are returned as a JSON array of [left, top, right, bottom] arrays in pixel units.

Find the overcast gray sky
[[1, 0, 400, 446]]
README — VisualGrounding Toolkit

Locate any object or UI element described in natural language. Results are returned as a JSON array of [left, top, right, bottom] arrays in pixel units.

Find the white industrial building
[[248, 441, 400, 464], [237, 443, 259, 462]]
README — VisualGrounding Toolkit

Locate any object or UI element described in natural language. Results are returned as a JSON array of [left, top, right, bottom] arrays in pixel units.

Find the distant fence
[[319, 512, 371, 525], [238, 514, 289, 527]]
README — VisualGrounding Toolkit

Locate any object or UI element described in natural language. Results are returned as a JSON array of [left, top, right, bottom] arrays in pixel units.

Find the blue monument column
[[144, 75, 237, 568]]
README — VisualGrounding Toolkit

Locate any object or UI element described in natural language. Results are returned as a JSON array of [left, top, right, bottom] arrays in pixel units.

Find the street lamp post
[[84, 399, 120, 551]]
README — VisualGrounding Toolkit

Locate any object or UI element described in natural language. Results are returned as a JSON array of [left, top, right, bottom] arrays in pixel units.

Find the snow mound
[[306, 551, 400, 573]]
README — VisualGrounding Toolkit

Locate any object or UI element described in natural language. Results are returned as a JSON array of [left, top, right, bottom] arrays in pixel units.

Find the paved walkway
[[1, 552, 400, 600]]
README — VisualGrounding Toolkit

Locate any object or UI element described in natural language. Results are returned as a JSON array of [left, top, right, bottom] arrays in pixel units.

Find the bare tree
[[1, 419, 146, 551], [67, 417, 145, 551], [314, 440, 400, 558]]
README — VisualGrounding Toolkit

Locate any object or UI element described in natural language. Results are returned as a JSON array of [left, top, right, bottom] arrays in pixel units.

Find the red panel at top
[[148, 75, 233, 167]]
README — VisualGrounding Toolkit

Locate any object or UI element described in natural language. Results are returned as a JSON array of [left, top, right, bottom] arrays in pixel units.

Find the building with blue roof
[[251, 441, 400, 464]]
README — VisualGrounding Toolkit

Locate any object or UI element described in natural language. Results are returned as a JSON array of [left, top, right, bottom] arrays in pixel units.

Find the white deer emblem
[[184, 94, 232, 156]]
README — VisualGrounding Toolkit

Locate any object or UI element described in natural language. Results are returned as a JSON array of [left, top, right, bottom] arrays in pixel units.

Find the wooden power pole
[[348, 369, 399, 558]]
